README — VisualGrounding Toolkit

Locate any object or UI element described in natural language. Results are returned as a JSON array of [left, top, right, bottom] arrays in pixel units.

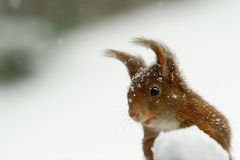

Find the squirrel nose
[[130, 112, 140, 121]]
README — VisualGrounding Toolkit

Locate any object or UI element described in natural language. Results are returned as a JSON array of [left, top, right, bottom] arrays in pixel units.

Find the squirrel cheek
[[156, 99, 160, 104]]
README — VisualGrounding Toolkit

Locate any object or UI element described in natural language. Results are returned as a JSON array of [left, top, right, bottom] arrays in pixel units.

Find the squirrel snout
[[130, 112, 140, 121]]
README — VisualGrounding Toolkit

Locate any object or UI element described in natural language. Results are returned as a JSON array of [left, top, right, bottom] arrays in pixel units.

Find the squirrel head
[[106, 38, 187, 128]]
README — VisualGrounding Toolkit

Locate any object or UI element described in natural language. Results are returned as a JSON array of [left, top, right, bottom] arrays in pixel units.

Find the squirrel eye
[[150, 87, 160, 96]]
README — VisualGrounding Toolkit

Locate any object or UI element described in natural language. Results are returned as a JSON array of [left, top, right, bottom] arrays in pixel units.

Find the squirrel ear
[[133, 37, 166, 72], [133, 37, 181, 84], [105, 49, 145, 78]]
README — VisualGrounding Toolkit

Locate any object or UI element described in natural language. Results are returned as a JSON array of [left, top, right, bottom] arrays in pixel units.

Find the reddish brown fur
[[106, 38, 231, 160]]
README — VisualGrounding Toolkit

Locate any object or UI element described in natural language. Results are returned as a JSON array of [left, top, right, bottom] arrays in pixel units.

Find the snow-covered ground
[[0, 0, 240, 160]]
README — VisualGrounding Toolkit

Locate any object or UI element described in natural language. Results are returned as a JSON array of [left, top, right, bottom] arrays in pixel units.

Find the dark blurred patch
[[0, 50, 33, 83], [0, 0, 159, 30]]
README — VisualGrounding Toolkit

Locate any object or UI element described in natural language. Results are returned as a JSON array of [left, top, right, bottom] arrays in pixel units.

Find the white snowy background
[[0, 0, 240, 160]]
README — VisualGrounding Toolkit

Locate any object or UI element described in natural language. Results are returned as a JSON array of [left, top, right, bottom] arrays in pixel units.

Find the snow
[[0, 0, 240, 160], [153, 126, 229, 160]]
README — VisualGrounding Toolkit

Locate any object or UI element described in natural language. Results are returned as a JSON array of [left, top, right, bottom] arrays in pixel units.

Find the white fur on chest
[[154, 117, 180, 132]]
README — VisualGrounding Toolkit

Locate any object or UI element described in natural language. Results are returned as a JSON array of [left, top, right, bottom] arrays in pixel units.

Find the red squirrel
[[106, 38, 231, 160]]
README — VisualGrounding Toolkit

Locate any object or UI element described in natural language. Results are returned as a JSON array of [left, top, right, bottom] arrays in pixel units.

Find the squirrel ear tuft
[[132, 37, 166, 71], [133, 37, 181, 84], [105, 49, 145, 78]]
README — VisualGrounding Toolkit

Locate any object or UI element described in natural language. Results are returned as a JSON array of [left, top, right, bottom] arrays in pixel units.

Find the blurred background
[[0, 0, 239, 160], [0, 0, 158, 84]]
